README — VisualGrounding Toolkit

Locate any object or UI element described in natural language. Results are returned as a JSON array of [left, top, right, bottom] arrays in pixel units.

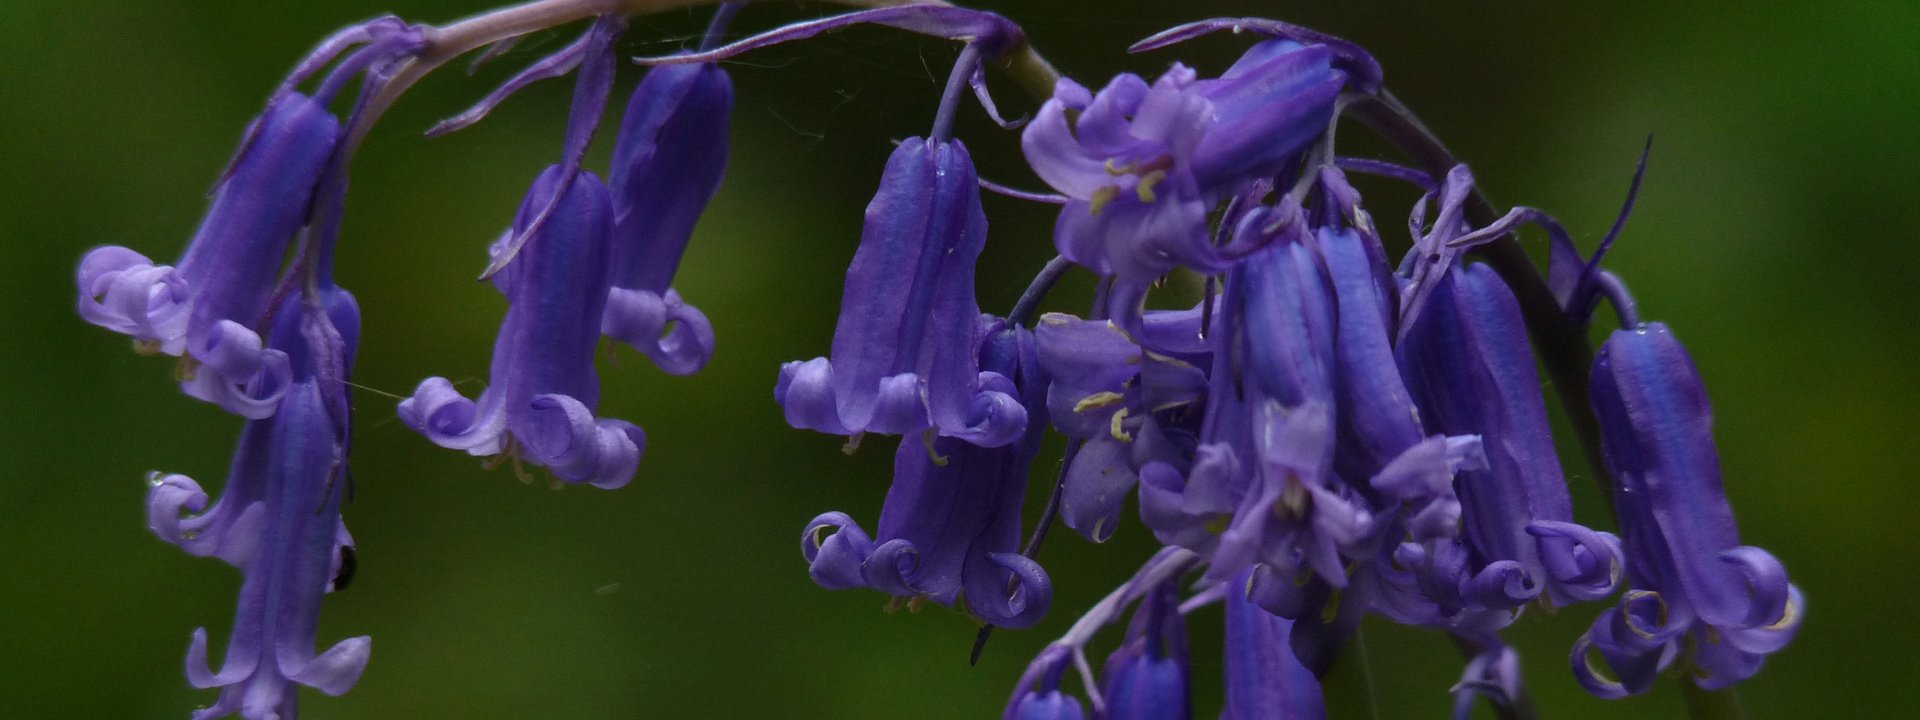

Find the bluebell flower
[[1020, 40, 1342, 286], [1005, 645, 1087, 720], [1398, 261, 1623, 610], [1573, 323, 1801, 697], [1224, 569, 1326, 720], [78, 93, 341, 418], [802, 317, 1051, 627], [1034, 309, 1208, 542], [601, 61, 732, 375], [777, 138, 1026, 446], [1100, 581, 1191, 720], [145, 287, 368, 719], [399, 166, 645, 489]]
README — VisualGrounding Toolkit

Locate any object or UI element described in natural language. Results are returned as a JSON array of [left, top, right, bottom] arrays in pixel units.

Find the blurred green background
[[3, 1, 1915, 717]]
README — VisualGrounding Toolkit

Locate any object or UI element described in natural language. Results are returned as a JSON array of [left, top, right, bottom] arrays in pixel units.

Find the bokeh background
[[3, 1, 1915, 717]]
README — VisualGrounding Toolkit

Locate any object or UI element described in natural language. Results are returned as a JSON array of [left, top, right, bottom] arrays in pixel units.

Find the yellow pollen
[[1089, 186, 1120, 216], [1135, 169, 1168, 203], [922, 429, 949, 466], [1108, 408, 1133, 442], [1104, 158, 1135, 176], [132, 338, 162, 356]]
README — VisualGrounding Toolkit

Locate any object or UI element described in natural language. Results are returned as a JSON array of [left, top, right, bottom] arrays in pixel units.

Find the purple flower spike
[[800, 319, 1052, 628], [777, 138, 1025, 445], [1223, 569, 1326, 720], [1021, 41, 1339, 286], [1575, 323, 1802, 695], [78, 92, 341, 418], [1398, 263, 1623, 608], [1005, 645, 1086, 720], [601, 61, 732, 375], [399, 166, 643, 489], [634, 5, 1025, 66], [1100, 582, 1191, 720], [148, 289, 369, 720]]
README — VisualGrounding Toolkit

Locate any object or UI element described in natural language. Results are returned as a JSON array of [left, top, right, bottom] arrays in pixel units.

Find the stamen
[[1135, 169, 1168, 203], [1073, 391, 1126, 413], [1108, 408, 1133, 442], [1088, 186, 1120, 216], [921, 429, 950, 466]]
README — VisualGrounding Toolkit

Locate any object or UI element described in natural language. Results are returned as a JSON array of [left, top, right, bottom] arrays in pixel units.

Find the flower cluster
[[77, 3, 1800, 718]]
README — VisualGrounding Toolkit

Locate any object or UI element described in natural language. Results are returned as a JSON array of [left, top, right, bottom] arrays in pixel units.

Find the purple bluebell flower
[[600, 61, 732, 375], [1397, 261, 1622, 609], [1223, 569, 1326, 720], [1207, 238, 1375, 587], [776, 138, 1026, 446], [1035, 309, 1208, 542], [146, 287, 368, 719], [1573, 323, 1801, 697], [1451, 645, 1525, 720], [1100, 582, 1191, 720], [1020, 40, 1342, 286], [399, 166, 644, 489], [802, 318, 1051, 627], [78, 93, 341, 418], [1005, 645, 1087, 720]]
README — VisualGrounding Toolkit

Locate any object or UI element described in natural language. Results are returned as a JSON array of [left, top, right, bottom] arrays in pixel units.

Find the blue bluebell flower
[[399, 166, 644, 489], [1100, 581, 1191, 720], [1224, 569, 1326, 720], [1573, 323, 1801, 697], [1005, 645, 1087, 720], [146, 287, 368, 720], [777, 138, 1026, 446], [601, 61, 732, 375], [802, 318, 1051, 627], [78, 93, 341, 418]]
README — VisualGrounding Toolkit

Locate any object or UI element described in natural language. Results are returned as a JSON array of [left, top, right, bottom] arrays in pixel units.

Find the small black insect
[[332, 545, 358, 591]]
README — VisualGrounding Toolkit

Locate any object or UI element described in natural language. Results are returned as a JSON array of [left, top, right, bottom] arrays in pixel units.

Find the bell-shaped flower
[[147, 288, 370, 719], [399, 166, 644, 489], [1313, 168, 1479, 543], [1020, 40, 1342, 286], [777, 137, 1025, 446], [77, 93, 341, 418], [1005, 645, 1087, 720], [1573, 323, 1801, 697], [1035, 309, 1208, 542], [1224, 568, 1326, 720], [1099, 582, 1191, 720], [801, 318, 1052, 628], [601, 61, 732, 375], [1208, 239, 1375, 587], [1397, 262, 1622, 609]]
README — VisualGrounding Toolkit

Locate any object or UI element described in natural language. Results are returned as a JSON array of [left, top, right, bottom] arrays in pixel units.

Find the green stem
[[1682, 678, 1748, 720]]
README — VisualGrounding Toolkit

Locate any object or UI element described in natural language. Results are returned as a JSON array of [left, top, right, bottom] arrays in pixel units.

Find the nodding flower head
[[1397, 262, 1623, 611], [146, 288, 369, 720], [77, 93, 342, 418], [801, 317, 1052, 628], [776, 137, 1026, 447], [1100, 582, 1192, 720], [1021, 40, 1342, 286], [1574, 323, 1801, 697], [1223, 568, 1326, 720], [601, 61, 733, 376], [1005, 645, 1086, 720], [399, 165, 645, 489]]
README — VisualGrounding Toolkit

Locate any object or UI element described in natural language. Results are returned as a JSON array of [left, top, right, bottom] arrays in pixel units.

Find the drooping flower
[[146, 286, 369, 720], [1100, 581, 1191, 720], [1004, 645, 1087, 720], [1223, 569, 1326, 720], [1035, 308, 1208, 542], [398, 166, 644, 489], [1396, 260, 1622, 610], [77, 93, 341, 418], [1574, 323, 1801, 697], [1021, 40, 1343, 286], [601, 61, 733, 375], [776, 137, 1025, 446], [802, 317, 1051, 627]]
